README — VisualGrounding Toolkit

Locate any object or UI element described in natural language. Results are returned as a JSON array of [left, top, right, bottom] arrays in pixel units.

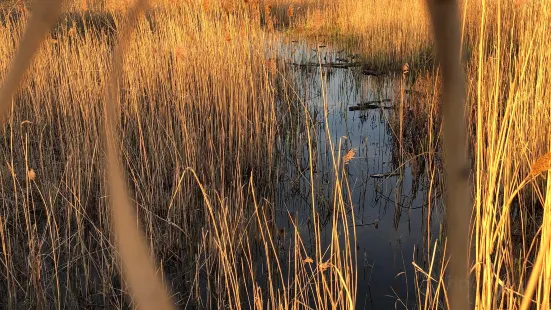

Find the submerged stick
[[426, 0, 472, 309], [349, 99, 393, 111], [369, 172, 400, 178]]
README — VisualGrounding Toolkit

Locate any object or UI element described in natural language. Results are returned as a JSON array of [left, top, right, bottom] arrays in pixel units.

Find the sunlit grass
[[2, 0, 550, 308], [289, 0, 551, 308], [0, 0, 356, 308]]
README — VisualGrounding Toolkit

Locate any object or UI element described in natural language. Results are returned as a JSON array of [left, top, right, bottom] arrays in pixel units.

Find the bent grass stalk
[[426, 0, 470, 309], [102, 0, 174, 308], [294, 0, 551, 308]]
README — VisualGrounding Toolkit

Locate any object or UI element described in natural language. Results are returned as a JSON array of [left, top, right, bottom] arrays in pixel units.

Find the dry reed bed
[[286, 0, 434, 70], [291, 0, 551, 308], [0, 1, 356, 308], [470, 2, 551, 308]]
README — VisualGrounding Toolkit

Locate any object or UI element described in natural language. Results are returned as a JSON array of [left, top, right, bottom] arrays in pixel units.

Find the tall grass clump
[[469, 0, 551, 308], [0, 0, 357, 308], [286, 0, 433, 71], [286, 0, 551, 308]]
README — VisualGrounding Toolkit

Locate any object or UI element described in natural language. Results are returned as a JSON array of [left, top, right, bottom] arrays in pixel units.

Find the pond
[[273, 39, 444, 309]]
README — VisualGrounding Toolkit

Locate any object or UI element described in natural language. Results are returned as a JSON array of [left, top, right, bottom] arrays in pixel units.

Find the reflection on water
[[274, 40, 443, 309]]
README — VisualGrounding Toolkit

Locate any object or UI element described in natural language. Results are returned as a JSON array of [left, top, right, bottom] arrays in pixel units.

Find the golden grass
[[289, 0, 551, 308], [3, 0, 550, 308], [0, 0, 357, 308], [287, 0, 432, 70], [470, 2, 551, 308]]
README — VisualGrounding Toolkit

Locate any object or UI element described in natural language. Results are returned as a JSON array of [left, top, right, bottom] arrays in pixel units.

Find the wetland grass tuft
[[0, 0, 356, 308], [289, 0, 551, 308]]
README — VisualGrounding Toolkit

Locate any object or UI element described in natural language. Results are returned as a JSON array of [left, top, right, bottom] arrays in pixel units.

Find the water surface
[[274, 40, 444, 309]]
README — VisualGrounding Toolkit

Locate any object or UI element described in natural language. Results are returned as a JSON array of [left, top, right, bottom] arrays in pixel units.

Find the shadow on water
[[273, 40, 444, 309]]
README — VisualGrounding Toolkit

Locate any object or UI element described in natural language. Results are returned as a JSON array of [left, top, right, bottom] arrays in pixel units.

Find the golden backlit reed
[[0, 0, 356, 309], [290, 0, 551, 308], [4, 0, 550, 308]]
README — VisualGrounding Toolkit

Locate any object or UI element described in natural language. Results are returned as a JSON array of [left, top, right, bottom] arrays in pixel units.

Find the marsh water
[[273, 40, 444, 309]]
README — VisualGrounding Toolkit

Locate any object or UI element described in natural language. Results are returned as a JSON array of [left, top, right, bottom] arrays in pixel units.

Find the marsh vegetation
[[0, 0, 549, 309]]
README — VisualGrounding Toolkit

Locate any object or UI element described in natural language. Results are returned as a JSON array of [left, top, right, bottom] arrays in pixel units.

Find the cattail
[[174, 46, 185, 60], [222, 1, 233, 13], [319, 261, 331, 272], [265, 5, 275, 32], [529, 152, 551, 177], [17, 1, 26, 13], [202, 0, 210, 11], [68, 27, 77, 37]]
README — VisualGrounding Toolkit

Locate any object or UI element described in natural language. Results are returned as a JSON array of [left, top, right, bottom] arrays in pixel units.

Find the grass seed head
[[343, 148, 356, 165], [530, 152, 551, 177], [27, 169, 36, 181]]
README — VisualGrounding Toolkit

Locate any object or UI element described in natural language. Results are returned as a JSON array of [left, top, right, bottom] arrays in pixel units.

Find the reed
[[2, 0, 550, 308], [0, 0, 357, 308], [289, 0, 551, 308]]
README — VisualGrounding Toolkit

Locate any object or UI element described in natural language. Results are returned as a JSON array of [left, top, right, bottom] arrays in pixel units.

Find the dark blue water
[[273, 40, 444, 309]]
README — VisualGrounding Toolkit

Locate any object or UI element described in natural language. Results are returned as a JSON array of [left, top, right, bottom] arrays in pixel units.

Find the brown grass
[[288, 0, 551, 308], [0, 0, 356, 308], [2, 0, 550, 308]]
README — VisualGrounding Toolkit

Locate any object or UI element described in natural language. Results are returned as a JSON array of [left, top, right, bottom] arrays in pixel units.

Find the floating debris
[[362, 68, 383, 76], [292, 61, 363, 69], [349, 104, 392, 111], [370, 172, 400, 178], [349, 99, 394, 111]]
